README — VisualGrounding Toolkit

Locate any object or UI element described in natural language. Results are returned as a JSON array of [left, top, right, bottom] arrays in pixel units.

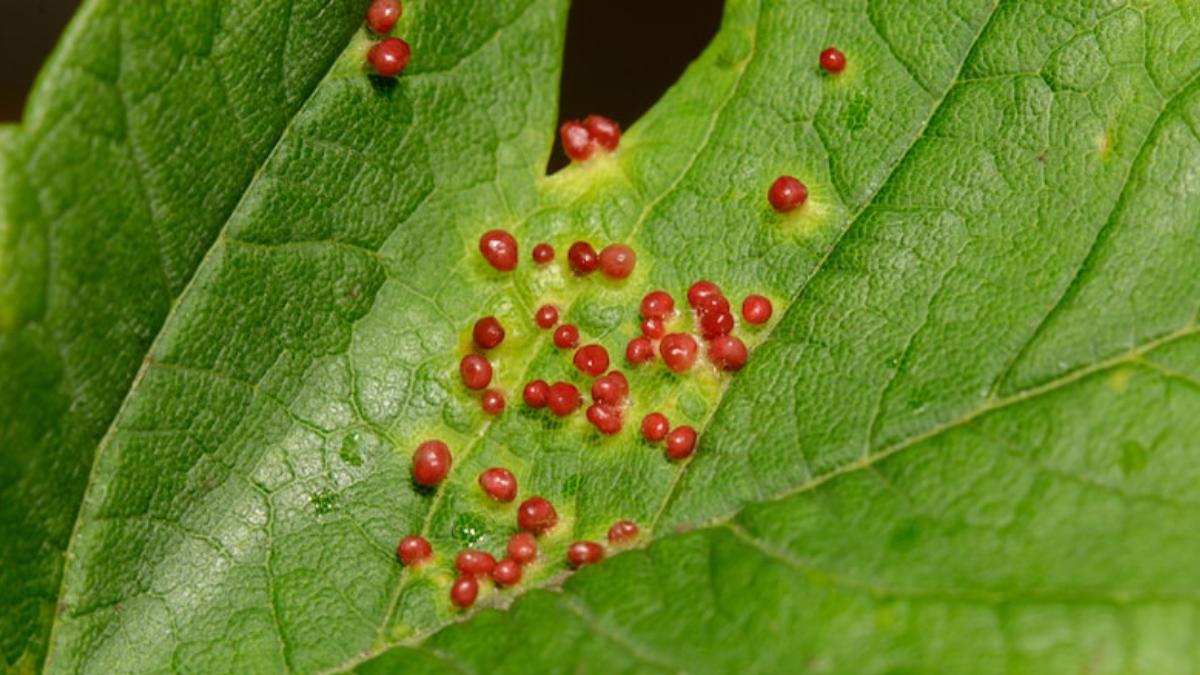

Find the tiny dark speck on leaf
[[312, 490, 340, 515], [453, 512, 487, 547]]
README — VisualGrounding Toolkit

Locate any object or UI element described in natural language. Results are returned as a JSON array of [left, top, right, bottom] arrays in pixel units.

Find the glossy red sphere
[[686, 280, 722, 308], [659, 333, 699, 372], [506, 532, 538, 565], [568, 241, 599, 275], [607, 520, 639, 545], [560, 120, 595, 162], [396, 534, 432, 566], [567, 540, 605, 567], [535, 304, 559, 329], [698, 310, 735, 340], [598, 244, 636, 279], [742, 294, 773, 324], [472, 316, 505, 350], [665, 425, 697, 460], [591, 371, 628, 405], [460, 353, 493, 390], [532, 242, 554, 265], [553, 324, 580, 349], [492, 558, 523, 586], [455, 549, 497, 576], [768, 176, 808, 213], [586, 403, 623, 435], [708, 335, 748, 371], [641, 290, 675, 319], [641, 317, 665, 340], [820, 47, 846, 74], [626, 337, 655, 365], [478, 467, 518, 502], [450, 576, 478, 608], [640, 412, 669, 443], [546, 381, 581, 416], [517, 496, 559, 534], [481, 388, 505, 415], [523, 379, 550, 408], [479, 229, 519, 271], [412, 440, 452, 487], [368, 37, 410, 77], [583, 114, 621, 151], [573, 344, 610, 377], [366, 0, 402, 33]]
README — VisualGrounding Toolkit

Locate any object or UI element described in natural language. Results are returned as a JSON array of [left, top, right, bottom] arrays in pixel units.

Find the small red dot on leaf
[[412, 440, 451, 487], [368, 37, 410, 77]]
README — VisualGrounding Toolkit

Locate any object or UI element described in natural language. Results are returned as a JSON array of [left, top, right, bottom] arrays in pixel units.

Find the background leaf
[[4, 0, 1200, 673]]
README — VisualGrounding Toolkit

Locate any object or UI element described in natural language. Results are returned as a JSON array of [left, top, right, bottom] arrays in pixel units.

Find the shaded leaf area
[[0, 0, 367, 669], [2, 0, 1199, 673]]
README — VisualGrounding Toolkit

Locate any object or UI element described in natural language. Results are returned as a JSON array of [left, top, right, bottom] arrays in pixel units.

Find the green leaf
[[5, 0, 1200, 673]]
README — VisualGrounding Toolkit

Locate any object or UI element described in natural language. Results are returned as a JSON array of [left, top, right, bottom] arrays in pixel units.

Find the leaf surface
[[4, 0, 1200, 673]]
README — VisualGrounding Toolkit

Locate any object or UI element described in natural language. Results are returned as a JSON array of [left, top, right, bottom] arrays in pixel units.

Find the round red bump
[[598, 244, 637, 280], [820, 47, 846, 74], [695, 294, 731, 316], [573, 344, 610, 377], [481, 388, 505, 415], [560, 120, 595, 162], [492, 558, 522, 586], [591, 371, 628, 406], [507, 532, 538, 565], [586, 404, 623, 435], [641, 291, 675, 320], [641, 412, 669, 443], [546, 382, 581, 416], [532, 243, 554, 265], [523, 379, 550, 408], [607, 520, 639, 545], [583, 114, 621, 151], [742, 295, 773, 324], [412, 440, 451, 487], [478, 467, 518, 502], [768, 176, 808, 213], [659, 333, 699, 372], [455, 549, 497, 576], [687, 280, 722, 308], [665, 425, 697, 460], [366, 0, 402, 33], [708, 335, 748, 371], [472, 316, 505, 350], [626, 337, 655, 365], [567, 541, 605, 568], [396, 535, 432, 566], [460, 354, 492, 390], [641, 317, 665, 340], [368, 37, 410, 77], [535, 304, 559, 329], [517, 496, 559, 534], [699, 311, 735, 340], [567, 241, 599, 275], [479, 229, 519, 271], [553, 324, 580, 349], [450, 576, 478, 608]]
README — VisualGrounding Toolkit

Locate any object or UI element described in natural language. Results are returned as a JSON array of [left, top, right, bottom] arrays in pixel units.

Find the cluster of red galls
[[462, 230, 638, 419], [364, 0, 410, 77], [404, 440, 640, 609]]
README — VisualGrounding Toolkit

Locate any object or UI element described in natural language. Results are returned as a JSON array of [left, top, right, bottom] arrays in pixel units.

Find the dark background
[[0, 0, 722, 169]]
